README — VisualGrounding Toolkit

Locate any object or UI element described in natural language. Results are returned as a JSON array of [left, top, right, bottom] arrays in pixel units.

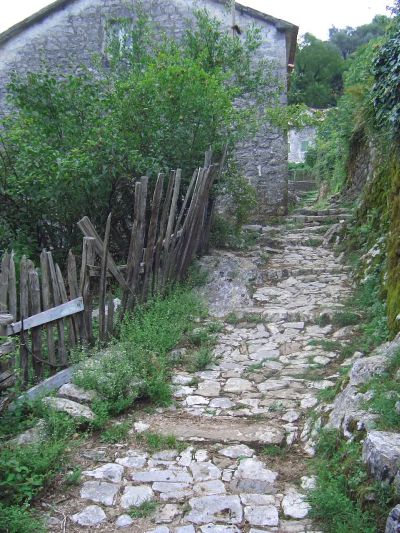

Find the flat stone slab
[[224, 378, 253, 393], [219, 444, 255, 459], [43, 397, 95, 421], [146, 417, 284, 446], [186, 495, 243, 524], [116, 514, 134, 528], [232, 458, 278, 494], [132, 470, 193, 483], [244, 505, 279, 527], [116, 452, 148, 469], [363, 431, 400, 482], [196, 380, 221, 397], [190, 462, 221, 482], [83, 463, 124, 483], [282, 488, 311, 519], [70, 505, 107, 526], [120, 485, 154, 508], [80, 480, 119, 506], [58, 383, 97, 403]]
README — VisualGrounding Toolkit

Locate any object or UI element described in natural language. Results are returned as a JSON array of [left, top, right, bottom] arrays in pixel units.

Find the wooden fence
[[0, 158, 217, 395]]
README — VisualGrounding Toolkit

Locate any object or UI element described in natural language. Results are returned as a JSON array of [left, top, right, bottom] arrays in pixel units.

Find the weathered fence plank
[[80, 237, 95, 344], [142, 173, 164, 300], [19, 256, 29, 385], [28, 265, 43, 379], [40, 250, 56, 368], [47, 252, 66, 365], [78, 216, 130, 292], [7, 298, 84, 336], [8, 253, 17, 320], [99, 213, 112, 341], [0, 252, 10, 313]]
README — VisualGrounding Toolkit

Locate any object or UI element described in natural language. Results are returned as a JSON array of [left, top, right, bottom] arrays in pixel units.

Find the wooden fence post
[[0, 252, 10, 313], [19, 256, 29, 385], [142, 174, 164, 301], [80, 237, 95, 344], [99, 213, 112, 342], [47, 252, 67, 366], [40, 250, 56, 370], [28, 264, 43, 380]]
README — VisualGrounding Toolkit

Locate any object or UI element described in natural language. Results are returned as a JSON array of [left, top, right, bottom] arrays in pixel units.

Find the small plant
[[64, 467, 82, 486], [308, 339, 342, 352], [100, 422, 131, 444], [225, 312, 240, 324], [304, 238, 321, 247], [331, 310, 360, 328], [243, 313, 264, 324], [189, 348, 214, 372], [261, 445, 287, 458], [187, 328, 215, 348], [268, 401, 285, 413], [224, 312, 264, 325], [206, 321, 224, 334], [129, 500, 157, 519], [136, 432, 187, 453]]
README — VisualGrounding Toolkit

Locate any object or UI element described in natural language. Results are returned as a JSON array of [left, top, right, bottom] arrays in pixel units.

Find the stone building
[[0, 0, 297, 217], [288, 126, 317, 164]]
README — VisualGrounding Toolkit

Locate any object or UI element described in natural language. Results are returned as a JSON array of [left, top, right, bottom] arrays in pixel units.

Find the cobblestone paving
[[44, 209, 352, 532]]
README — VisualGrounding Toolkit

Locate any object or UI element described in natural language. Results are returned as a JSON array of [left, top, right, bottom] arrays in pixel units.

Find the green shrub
[[309, 429, 394, 533], [362, 349, 400, 430], [0, 503, 44, 533], [75, 284, 205, 409], [100, 422, 131, 444]]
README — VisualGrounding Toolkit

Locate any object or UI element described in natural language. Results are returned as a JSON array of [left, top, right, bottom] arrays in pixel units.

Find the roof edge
[[0, 0, 78, 47], [0, 0, 299, 61]]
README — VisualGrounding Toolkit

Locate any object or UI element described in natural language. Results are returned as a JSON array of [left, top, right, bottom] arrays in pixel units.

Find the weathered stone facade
[[288, 126, 317, 164], [0, 0, 297, 216]]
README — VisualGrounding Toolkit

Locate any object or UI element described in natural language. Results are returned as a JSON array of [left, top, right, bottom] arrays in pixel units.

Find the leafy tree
[[373, 12, 400, 139], [329, 15, 390, 59], [0, 9, 277, 258], [289, 33, 345, 108], [305, 39, 379, 192]]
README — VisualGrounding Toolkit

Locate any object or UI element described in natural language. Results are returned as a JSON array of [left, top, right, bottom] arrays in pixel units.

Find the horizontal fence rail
[[0, 155, 218, 402]]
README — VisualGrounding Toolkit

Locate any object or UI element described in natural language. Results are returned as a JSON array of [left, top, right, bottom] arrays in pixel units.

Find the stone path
[[43, 207, 353, 532]]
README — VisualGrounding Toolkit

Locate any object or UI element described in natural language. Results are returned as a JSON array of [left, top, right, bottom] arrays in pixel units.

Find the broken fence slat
[[0, 340, 15, 357], [7, 297, 84, 336]]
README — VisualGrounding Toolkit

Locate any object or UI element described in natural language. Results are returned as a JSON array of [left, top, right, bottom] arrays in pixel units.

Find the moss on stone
[[387, 156, 400, 335]]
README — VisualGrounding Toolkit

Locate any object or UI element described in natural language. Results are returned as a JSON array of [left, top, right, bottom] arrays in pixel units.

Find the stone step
[[282, 225, 330, 234], [146, 415, 285, 446], [263, 265, 351, 281], [293, 208, 351, 216], [289, 214, 352, 225]]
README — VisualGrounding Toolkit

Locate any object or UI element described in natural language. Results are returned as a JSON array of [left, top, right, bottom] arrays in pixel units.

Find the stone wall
[[0, 0, 294, 216], [346, 131, 377, 198]]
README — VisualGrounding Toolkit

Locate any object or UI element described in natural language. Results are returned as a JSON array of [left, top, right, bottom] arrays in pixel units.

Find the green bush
[[75, 284, 205, 408], [309, 429, 394, 533]]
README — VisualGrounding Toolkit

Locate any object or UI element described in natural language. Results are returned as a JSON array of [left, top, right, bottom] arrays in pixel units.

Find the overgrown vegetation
[[0, 7, 277, 258], [309, 429, 395, 533], [361, 349, 400, 430], [75, 284, 206, 419], [0, 403, 80, 532], [0, 279, 205, 531]]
